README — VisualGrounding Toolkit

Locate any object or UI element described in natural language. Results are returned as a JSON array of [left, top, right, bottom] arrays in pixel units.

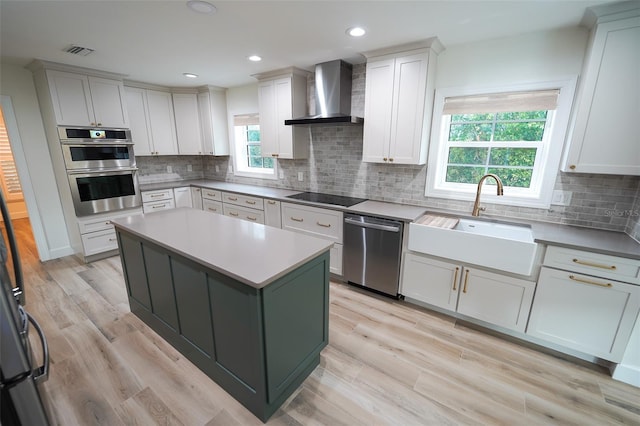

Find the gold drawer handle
[[569, 275, 612, 288], [228, 197, 238, 201], [316, 222, 331, 228], [452, 267, 459, 291], [150, 194, 164, 198], [572, 258, 616, 270], [291, 217, 304, 222], [246, 200, 256, 205], [463, 269, 469, 293], [247, 216, 257, 221], [108, 238, 117, 242], [152, 204, 166, 209], [229, 212, 239, 217], [268, 200, 276, 205]]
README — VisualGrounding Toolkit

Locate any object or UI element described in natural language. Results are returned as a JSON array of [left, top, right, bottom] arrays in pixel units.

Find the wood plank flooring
[[7, 218, 640, 425]]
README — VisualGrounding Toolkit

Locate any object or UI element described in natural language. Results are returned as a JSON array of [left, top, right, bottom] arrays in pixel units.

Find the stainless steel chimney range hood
[[285, 60, 363, 126]]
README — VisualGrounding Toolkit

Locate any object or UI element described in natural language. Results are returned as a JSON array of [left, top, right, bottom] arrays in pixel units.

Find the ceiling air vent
[[63, 45, 94, 56]]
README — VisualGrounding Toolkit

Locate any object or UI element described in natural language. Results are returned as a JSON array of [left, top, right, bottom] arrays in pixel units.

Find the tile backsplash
[[137, 63, 640, 239]]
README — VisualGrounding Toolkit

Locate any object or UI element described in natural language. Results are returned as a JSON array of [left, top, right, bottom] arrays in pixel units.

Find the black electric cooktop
[[285, 192, 367, 208]]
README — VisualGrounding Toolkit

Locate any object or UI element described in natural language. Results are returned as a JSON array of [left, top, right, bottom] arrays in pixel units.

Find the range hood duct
[[285, 60, 363, 125]]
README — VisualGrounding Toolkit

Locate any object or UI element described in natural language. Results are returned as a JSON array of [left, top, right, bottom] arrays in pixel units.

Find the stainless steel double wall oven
[[58, 127, 141, 216]]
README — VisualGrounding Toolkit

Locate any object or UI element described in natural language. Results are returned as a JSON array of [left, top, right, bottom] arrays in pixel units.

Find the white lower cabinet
[[142, 189, 175, 213], [527, 267, 640, 362], [401, 252, 535, 332], [191, 187, 203, 210], [264, 199, 282, 228], [173, 186, 193, 208], [77, 209, 142, 258], [281, 202, 343, 275], [202, 199, 223, 215]]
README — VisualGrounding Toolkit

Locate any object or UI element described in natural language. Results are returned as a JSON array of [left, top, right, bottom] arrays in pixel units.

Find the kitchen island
[[111, 208, 333, 422]]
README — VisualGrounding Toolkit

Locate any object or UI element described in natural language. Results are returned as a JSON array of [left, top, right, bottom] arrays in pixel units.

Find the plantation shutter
[[443, 89, 560, 115], [0, 108, 23, 201]]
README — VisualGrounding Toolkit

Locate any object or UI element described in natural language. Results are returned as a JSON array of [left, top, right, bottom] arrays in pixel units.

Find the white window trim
[[425, 78, 577, 209], [232, 118, 278, 180]]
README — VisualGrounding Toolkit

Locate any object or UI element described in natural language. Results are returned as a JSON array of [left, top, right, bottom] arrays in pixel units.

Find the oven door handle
[[67, 167, 139, 175], [60, 140, 135, 146], [26, 312, 49, 384]]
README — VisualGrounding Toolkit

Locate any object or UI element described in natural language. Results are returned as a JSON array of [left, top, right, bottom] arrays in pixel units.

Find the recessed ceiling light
[[248, 55, 262, 62], [346, 27, 366, 37], [183, 73, 198, 78], [187, 0, 217, 14]]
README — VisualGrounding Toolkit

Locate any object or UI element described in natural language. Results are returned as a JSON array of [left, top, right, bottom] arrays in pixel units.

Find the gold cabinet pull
[[228, 196, 238, 201], [246, 200, 256, 205], [463, 269, 470, 293], [569, 275, 612, 288], [572, 258, 616, 270], [108, 238, 116, 242], [271, 154, 278, 157], [150, 194, 164, 198], [316, 222, 331, 228], [383, 157, 388, 162], [389, 158, 394, 162], [291, 217, 304, 222], [268, 200, 276, 205], [207, 207, 217, 212], [452, 267, 459, 291], [229, 212, 239, 217], [247, 216, 257, 221]]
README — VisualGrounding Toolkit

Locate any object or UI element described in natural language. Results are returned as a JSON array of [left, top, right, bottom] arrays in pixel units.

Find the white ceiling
[[1, 0, 612, 88]]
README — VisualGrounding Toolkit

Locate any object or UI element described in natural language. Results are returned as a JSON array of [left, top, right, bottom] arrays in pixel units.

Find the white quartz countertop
[[347, 200, 428, 222], [111, 208, 333, 288]]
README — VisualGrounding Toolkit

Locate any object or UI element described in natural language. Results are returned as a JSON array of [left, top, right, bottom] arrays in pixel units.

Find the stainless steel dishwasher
[[343, 213, 403, 298]]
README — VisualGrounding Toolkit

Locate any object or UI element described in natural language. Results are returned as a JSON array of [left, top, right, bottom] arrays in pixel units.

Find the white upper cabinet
[[124, 86, 178, 155], [197, 87, 230, 156], [172, 93, 203, 155], [362, 39, 442, 165], [46, 69, 129, 128], [562, 10, 640, 175], [255, 68, 310, 159]]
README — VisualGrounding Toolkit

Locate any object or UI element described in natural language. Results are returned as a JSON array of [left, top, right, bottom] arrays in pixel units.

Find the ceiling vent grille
[[63, 45, 95, 56]]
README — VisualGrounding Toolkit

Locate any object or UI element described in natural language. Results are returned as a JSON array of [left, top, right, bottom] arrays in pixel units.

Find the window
[[425, 80, 576, 208], [232, 114, 277, 179]]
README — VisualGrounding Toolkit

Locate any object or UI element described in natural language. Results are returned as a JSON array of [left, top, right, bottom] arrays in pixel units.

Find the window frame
[[232, 115, 278, 180], [425, 78, 577, 208]]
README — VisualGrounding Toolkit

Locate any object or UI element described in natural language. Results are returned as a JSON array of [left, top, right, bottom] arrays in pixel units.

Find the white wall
[[0, 63, 72, 260], [435, 27, 589, 89]]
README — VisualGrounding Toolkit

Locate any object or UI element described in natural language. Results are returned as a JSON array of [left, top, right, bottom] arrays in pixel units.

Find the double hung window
[[232, 114, 276, 179]]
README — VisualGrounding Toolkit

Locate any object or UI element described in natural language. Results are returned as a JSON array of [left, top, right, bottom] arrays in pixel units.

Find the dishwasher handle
[[344, 217, 401, 232]]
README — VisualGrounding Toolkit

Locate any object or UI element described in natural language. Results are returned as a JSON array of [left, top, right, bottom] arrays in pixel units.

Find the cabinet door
[[198, 90, 230, 156], [46, 70, 94, 126], [173, 93, 203, 155], [258, 80, 278, 158], [118, 233, 152, 310], [146, 90, 178, 155], [274, 77, 294, 159], [362, 59, 395, 163], [388, 52, 428, 164], [191, 187, 203, 210], [401, 253, 460, 311], [527, 267, 640, 362], [88, 76, 129, 128], [124, 87, 154, 155], [563, 17, 640, 175], [264, 199, 282, 228], [173, 187, 193, 208], [457, 268, 535, 333]]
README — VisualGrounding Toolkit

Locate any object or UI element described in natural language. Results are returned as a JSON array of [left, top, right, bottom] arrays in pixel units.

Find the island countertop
[[111, 208, 333, 288]]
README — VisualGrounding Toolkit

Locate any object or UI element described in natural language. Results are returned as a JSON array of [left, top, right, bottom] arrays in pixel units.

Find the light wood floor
[[8, 218, 640, 425]]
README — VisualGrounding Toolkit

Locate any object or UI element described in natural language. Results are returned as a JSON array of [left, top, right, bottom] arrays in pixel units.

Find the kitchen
[[1, 0, 640, 424]]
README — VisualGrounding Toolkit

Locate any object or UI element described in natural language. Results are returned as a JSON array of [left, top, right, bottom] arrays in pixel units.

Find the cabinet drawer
[[203, 199, 223, 215], [222, 192, 264, 210], [143, 198, 176, 213], [81, 229, 119, 256], [223, 204, 265, 224], [78, 216, 114, 234], [142, 189, 173, 202], [544, 246, 640, 284], [281, 203, 343, 243], [201, 188, 222, 201]]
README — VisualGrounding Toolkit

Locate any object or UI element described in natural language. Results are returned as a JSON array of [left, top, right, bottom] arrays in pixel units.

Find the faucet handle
[[479, 206, 486, 212]]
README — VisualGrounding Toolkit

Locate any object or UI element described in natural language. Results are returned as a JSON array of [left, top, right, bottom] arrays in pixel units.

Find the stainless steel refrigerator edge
[[0, 189, 51, 426], [343, 214, 404, 297]]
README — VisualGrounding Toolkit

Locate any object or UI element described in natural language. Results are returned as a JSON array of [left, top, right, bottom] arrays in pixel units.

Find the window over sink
[[425, 79, 576, 208], [232, 113, 277, 179]]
